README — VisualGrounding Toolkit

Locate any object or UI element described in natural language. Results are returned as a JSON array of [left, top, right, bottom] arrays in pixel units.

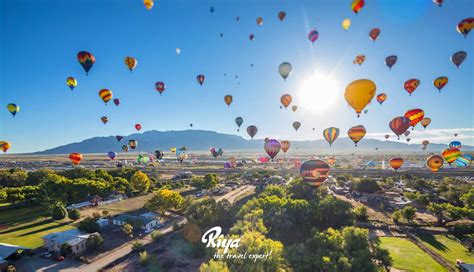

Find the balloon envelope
[[348, 125, 366, 146], [278, 62, 292, 81], [344, 79, 376, 117], [107, 151, 117, 160], [69, 153, 83, 165], [390, 117, 410, 139], [385, 55, 397, 69], [451, 51, 467, 68], [323, 127, 340, 146], [300, 160, 330, 186], [426, 155, 444, 172], [264, 139, 281, 160], [247, 125, 258, 139], [390, 157, 404, 170]]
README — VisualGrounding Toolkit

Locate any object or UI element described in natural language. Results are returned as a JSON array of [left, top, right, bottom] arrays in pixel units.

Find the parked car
[[40, 252, 52, 258]]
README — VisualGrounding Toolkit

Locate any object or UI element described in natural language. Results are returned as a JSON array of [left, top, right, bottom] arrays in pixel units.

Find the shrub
[[86, 233, 104, 250], [139, 250, 149, 266], [132, 240, 143, 252], [78, 217, 100, 233], [151, 230, 162, 242], [354, 206, 368, 221], [52, 205, 67, 220], [68, 209, 81, 221], [60, 243, 72, 257]]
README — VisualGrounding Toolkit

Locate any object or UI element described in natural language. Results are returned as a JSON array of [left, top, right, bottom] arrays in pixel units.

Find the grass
[[378, 237, 446, 272], [418, 234, 474, 265], [0, 205, 49, 228]]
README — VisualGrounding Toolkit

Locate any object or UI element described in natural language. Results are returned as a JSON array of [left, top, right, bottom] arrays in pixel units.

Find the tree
[[392, 210, 401, 224], [60, 243, 72, 257], [191, 174, 219, 190], [151, 230, 162, 242], [52, 204, 67, 220], [354, 206, 368, 222], [130, 171, 151, 194], [111, 177, 132, 195], [132, 240, 143, 251], [185, 198, 233, 229], [138, 250, 149, 266], [311, 195, 354, 230], [144, 189, 184, 214], [400, 206, 417, 223], [199, 260, 230, 272], [68, 209, 81, 221], [86, 233, 104, 250], [460, 188, 474, 209], [78, 217, 100, 233], [122, 223, 133, 238], [354, 178, 380, 193]]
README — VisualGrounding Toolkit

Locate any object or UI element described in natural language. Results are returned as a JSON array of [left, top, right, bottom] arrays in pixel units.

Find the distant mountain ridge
[[35, 130, 473, 154]]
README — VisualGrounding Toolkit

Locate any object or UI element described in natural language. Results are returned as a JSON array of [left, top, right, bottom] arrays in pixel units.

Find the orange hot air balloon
[[404, 79, 420, 96], [280, 140, 290, 153], [344, 79, 376, 117], [420, 118, 431, 129], [69, 153, 83, 165], [99, 89, 113, 104], [426, 155, 444, 172], [369, 28, 380, 41], [348, 125, 366, 147], [124, 56, 137, 72], [351, 0, 365, 14], [376, 93, 387, 105], [144, 0, 154, 10], [441, 148, 461, 164], [433, 77, 448, 92], [280, 94, 292, 109], [404, 109, 425, 129], [224, 95, 233, 106], [0, 141, 11, 153], [389, 157, 404, 170]]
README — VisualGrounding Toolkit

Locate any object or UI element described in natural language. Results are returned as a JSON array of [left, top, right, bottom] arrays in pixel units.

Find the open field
[[418, 234, 474, 265], [378, 237, 446, 272], [0, 205, 50, 228]]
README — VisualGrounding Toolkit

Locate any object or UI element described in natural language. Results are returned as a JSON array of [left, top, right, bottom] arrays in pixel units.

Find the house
[[96, 218, 109, 228], [0, 243, 31, 268], [42, 229, 98, 254], [112, 214, 161, 232], [85, 195, 103, 206], [139, 212, 159, 219], [67, 195, 104, 210]]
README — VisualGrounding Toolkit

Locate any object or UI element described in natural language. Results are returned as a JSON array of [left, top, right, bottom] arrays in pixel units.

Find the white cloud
[[366, 128, 474, 146]]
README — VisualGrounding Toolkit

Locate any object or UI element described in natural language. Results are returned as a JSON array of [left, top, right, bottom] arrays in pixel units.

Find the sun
[[297, 74, 339, 114]]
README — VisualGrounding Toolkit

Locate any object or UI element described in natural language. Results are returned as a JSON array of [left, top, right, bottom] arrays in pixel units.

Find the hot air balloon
[[176, 48, 181, 55], [369, 28, 380, 41], [249, 34, 255, 41], [247, 125, 258, 139], [457, 18, 474, 38], [99, 89, 113, 104], [427, 155, 444, 172], [124, 57, 137, 72], [353, 55, 366, 65], [390, 157, 404, 170], [66, 77, 77, 90], [155, 82, 166, 95], [433, 76, 448, 93], [342, 19, 351, 31], [280, 140, 290, 153], [293, 121, 301, 131], [280, 94, 292, 109], [327, 156, 336, 166], [420, 118, 431, 129], [116, 136, 123, 142], [449, 141, 462, 149], [351, 0, 365, 14], [101, 116, 109, 125], [442, 148, 461, 164], [144, 0, 154, 10], [291, 105, 297, 112], [404, 109, 425, 129], [264, 139, 281, 160], [455, 156, 470, 167], [155, 150, 164, 160], [190, 123, 193, 127], [7, 103, 19, 117], [176, 149, 188, 164], [376, 93, 387, 105], [422, 140, 429, 147], [107, 151, 117, 160], [278, 62, 292, 81], [135, 124, 142, 131], [256, 17, 263, 26], [235, 117, 243, 131], [385, 55, 397, 70], [69, 153, 83, 165], [278, 11, 286, 22], [224, 95, 233, 106], [197, 74, 205, 86], [113, 98, 120, 106], [122, 145, 129, 152], [300, 159, 330, 186], [451, 51, 467, 68], [348, 125, 366, 147], [406, 138, 411, 143], [384, 134, 390, 140], [128, 140, 137, 150], [77, 51, 95, 75], [344, 79, 376, 117], [323, 127, 340, 147], [454, 133, 459, 137], [433, 0, 443, 7], [0, 141, 11, 153], [210, 6, 214, 13], [404, 131, 410, 137], [404, 79, 420, 96], [308, 30, 319, 44], [390, 116, 410, 139]]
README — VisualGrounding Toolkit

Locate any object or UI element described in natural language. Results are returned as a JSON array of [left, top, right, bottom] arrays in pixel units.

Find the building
[[66, 195, 104, 210], [42, 229, 98, 254], [0, 243, 31, 269], [112, 214, 161, 232]]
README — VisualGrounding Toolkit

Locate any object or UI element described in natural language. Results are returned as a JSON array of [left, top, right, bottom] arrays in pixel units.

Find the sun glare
[[297, 74, 339, 114]]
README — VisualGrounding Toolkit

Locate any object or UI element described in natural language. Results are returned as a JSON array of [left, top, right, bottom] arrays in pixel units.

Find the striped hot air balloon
[[0, 141, 11, 153], [390, 116, 410, 139], [300, 159, 330, 186], [77, 51, 95, 75], [389, 157, 404, 170], [457, 17, 474, 38], [441, 148, 461, 164], [99, 89, 113, 104], [264, 139, 281, 160], [348, 125, 366, 147], [323, 127, 340, 147], [308, 30, 319, 44], [404, 109, 425, 129], [280, 140, 290, 153], [66, 77, 77, 91], [404, 79, 420, 96], [433, 77, 448, 92], [69, 153, 83, 165]]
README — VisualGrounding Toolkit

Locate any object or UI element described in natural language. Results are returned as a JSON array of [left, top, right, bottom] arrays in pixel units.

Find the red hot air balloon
[[369, 28, 380, 41], [376, 93, 387, 105], [404, 109, 425, 129], [300, 160, 330, 187], [77, 51, 95, 75], [69, 153, 83, 165], [390, 116, 410, 139], [264, 139, 281, 160], [404, 79, 420, 96], [155, 82, 166, 95], [135, 124, 142, 131]]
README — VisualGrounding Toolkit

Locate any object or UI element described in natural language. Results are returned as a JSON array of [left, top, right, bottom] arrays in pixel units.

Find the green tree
[[353, 206, 368, 221], [144, 188, 184, 214], [392, 210, 401, 224], [52, 204, 67, 220], [68, 209, 81, 221], [78, 217, 100, 233], [400, 206, 417, 223], [199, 260, 230, 272], [86, 233, 104, 250], [354, 178, 380, 193], [60, 243, 72, 257], [122, 223, 133, 238], [138, 250, 149, 266], [130, 171, 151, 194], [151, 230, 162, 242], [185, 198, 233, 229], [460, 188, 474, 209]]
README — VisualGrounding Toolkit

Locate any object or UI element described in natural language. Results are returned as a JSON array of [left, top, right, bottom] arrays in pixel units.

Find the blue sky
[[1, 0, 473, 153]]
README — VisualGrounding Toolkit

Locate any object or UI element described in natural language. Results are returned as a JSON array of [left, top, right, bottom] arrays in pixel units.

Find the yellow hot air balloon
[[144, 0, 154, 10], [224, 95, 233, 106], [0, 141, 11, 153], [7, 103, 20, 117], [66, 77, 77, 90], [344, 79, 376, 117], [124, 57, 137, 72], [99, 89, 113, 104], [342, 19, 351, 31]]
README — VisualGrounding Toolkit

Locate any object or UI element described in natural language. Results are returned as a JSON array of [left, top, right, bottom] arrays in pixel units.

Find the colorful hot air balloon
[[224, 95, 233, 106], [404, 131, 410, 137], [155, 81, 166, 95], [135, 124, 142, 131], [278, 62, 292, 81], [342, 19, 351, 31], [308, 30, 319, 44], [369, 28, 380, 41], [433, 0, 443, 7], [278, 11, 286, 22], [348, 125, 366, 147], [376, 93, 387, 105], [107, 151, 117, 160], [256, 16, 263, 26], [427, 155, 444, 172], [451, 51, 467, 68], [247, 125, 258, 139], [420, 118, 431, 129], [144, 0, 154, 10], [124, 57, 137, 72], [385, 55, 397, 70], [442, 148, 461, 164], [69, 153, 83, 165], [404, 79, 420, 96], [77, 51, 95, 75], [323, 127, 340, 147], [235, 117, 243, 131], [455, 156, 470, 167], [404, 109, 425, 129], [457, 18, 474, 38], [300, 160, 330, 186], [291, 105, 297, 112], [280, 140, 290, 153], [389, 157, 404, 170], [351, 0, 365, 14], [197, 74, 206, 86], [353, 55, 366, 66], [101, 116, 109, 125], [0, 141, 11, 153], [155, 150, 164, 160], [433, 77, 448, 92], [449, 141, 462, 149], [7, 103, 19, 117], [384, 134, 390, 140], [129, 140, 137, 150], [99, 89, 113, 104], [66, 77, 77, 90], [390, 116, 410, 139], [293, 121, 301, 131], [280, 94, 292, 109], [116, 135, 124, 142], [122, 145, 129, 152], [344, 79, 376, 117], [264, 139, 281, 160]]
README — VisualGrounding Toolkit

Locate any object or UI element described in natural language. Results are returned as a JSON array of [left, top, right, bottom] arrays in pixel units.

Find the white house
[[112, 214, 161, 232], [42, 229, 98, 254]]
